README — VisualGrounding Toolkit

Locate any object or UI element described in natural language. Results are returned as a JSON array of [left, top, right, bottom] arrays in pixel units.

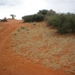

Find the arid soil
[[0, 20, 75, 75]]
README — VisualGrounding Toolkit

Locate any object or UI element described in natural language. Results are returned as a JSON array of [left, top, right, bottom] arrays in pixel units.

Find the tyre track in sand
[[0, 20, 23, 51]]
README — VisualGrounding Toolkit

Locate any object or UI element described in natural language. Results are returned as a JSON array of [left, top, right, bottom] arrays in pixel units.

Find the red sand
[[0, 20, 75, 75]]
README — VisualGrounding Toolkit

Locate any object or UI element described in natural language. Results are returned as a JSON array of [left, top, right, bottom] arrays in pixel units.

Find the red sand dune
[[0, 20, 75, 75]]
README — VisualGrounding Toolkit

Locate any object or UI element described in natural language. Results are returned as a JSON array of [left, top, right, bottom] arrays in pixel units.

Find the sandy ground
[[0, 20, 75, 75]]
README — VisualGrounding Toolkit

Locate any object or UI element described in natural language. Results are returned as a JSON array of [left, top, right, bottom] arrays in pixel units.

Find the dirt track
[[0, 20, 75, 75]]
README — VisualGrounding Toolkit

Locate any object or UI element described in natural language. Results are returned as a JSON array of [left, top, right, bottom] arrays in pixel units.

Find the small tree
[[10, 14, 16, 19]]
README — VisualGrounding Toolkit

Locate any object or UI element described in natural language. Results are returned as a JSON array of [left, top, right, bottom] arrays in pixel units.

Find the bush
[[46, 13, 75, 34], [1, 17, 7, 22], [57, 23, 69, 34], [47, 9, 56, 16], [46, 14, 61, 27], [34, 14, 44, 22], [66, 14, 75, 33], [22, 14, 44, 22], [37, 9, 48, 16]]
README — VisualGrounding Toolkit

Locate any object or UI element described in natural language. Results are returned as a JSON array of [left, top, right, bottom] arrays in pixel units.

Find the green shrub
[[47, 9, 56, 16], [37, 9, 48, 16], [46, 13, 75, 34], [66, 14, 75, 33], [46, 14, 61, 27], [22, 14, 44, 22], [1, 17, 7, 22]]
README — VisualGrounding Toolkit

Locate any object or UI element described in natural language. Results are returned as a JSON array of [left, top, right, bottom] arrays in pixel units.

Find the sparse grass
[[17, 29, 20, 32], [26, 29, 29, 31], [13, 33, 17, 35], [21, 26, 25, 29], [10, 22, 75, 75], [33, 22, 36, 25]]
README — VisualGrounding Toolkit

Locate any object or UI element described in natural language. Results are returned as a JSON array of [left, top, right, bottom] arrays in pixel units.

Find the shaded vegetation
[[46, 13, 75, 34], [22, 14, 44, 22], [0, 17, 7, 22], [37, 9, 48, 16], [22, 9, 75, 34], [47, 9, 56, 16]]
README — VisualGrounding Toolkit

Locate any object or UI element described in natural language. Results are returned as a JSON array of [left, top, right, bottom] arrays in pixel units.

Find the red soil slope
[[0, 20, 75, 75]]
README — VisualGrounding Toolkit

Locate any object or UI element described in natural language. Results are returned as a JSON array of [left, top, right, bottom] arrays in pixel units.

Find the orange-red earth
[[0, 20, 75, 75]]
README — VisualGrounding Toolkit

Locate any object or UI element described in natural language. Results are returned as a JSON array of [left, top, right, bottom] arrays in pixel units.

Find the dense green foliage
[[22, 14, 44, 22], [46, 13, 75, 34], [37, 9, 48, 16]]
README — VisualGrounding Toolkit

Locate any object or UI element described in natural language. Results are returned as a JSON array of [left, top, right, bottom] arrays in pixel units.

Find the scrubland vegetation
[[46, 13, 75, 34], [22, 9, 75, 34]]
